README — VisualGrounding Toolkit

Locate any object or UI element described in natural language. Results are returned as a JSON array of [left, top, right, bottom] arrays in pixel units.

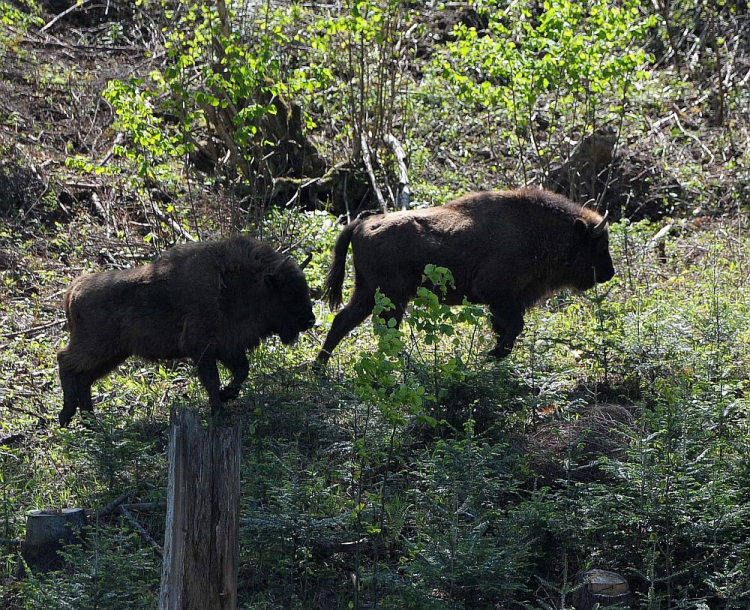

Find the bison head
[[571, 213, 615, 290], [265, 259, 316, 345]]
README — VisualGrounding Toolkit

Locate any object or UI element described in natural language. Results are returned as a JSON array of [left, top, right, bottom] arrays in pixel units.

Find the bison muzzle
[[317, 188, 615, 364], [57, 237, 315, 426]]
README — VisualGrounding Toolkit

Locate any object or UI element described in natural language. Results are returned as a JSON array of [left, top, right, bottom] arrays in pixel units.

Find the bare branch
[[91, 492, 133, 519], [40, 0, 93, 34], [121, 505, 163, 555], [360, 132, 387, 214], [384, 134, 411, 210], [151, 201, 196, 242]]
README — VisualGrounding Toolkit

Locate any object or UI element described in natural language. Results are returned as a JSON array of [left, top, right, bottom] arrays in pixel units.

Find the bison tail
[[323, 219, 360, 310]]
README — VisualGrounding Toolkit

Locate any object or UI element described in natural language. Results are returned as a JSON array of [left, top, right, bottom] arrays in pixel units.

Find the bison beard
[[57, 237, 315, 427], [317, 188, 615, 364]]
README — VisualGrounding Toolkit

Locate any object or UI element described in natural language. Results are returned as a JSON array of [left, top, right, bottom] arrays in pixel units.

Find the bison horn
[[592, 210, 609, 236], [299, 252, 313, 270]]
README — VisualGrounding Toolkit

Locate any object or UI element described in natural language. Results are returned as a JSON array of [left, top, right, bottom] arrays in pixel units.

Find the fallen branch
[[119, 502, 163, 513], [1, 319, 66, 343], [90, 193, 111, 238], [64, 181, 100, 190], [98, 133, 124, 167], [121, 505, 163, 555], [384, 134, 411, 210], [150, 201, 196, 242], [40, 0, 93, 33], [646, 222, 678, 263], [647, 223, 674, 250], [243, 515, 368, 557], [0, 403, 44, 421], [360, 133, 387, 214], [91, 492, 132, 519], [89, 494, 163, 520]]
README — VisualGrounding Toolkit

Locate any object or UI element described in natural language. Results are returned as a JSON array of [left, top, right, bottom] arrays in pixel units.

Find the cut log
[[573, 569, 632, 609], [21, 508, 87, 572], [159, 409, 241, 610]]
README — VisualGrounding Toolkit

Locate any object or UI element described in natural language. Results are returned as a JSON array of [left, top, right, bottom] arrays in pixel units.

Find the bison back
[[65, 266, 191, 362]]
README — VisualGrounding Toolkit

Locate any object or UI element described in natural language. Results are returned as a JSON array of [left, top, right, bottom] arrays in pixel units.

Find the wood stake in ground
[[159, 409, 241, 610]]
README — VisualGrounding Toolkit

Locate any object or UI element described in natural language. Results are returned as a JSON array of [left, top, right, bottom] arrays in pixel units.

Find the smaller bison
[[57, 237, 315, 427], [318, 188, 615, 363]]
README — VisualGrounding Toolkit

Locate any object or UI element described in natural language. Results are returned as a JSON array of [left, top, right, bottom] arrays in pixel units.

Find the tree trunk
[[159, 409, 241, 610]]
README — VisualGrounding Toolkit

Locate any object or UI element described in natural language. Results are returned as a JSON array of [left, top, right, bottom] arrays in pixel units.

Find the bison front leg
[[193, 350, 224, 416], [488, 297, 525, 359], [218, 350, 249, 403], [182, 316, 225, 415]]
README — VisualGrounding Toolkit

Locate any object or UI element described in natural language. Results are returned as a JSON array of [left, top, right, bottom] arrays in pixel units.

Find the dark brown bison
[[317, 188, 614, 363], [57, 237, 315, 427]]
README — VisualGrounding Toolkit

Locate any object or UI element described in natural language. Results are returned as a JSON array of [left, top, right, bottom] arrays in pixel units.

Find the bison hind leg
[[218, 350, 249, 403], [317, 289, 377, 364], [77, 358, 126, 412], [488, 298, 525, 360], [57, 351, 126, 426], [58, 358, 79, 427]]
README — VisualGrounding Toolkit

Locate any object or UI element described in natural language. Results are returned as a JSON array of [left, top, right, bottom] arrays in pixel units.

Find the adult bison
[[317, 188, 614, 364], [57, 237, 315, 427]]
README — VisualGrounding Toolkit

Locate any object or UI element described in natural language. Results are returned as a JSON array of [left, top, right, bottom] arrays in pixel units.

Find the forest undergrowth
[[1, 211, 748, 609]]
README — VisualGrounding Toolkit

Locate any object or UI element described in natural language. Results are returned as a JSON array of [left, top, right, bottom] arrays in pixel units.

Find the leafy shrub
[[433, 0, 656, 180]]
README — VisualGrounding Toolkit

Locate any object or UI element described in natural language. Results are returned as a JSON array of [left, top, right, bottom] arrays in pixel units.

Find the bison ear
[[574, 218, 589, 238], [264, 272, 282, 289]]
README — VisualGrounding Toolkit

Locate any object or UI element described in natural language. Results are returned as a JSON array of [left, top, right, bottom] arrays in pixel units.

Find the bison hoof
[[315, 350, 332, 366], [219, 386, 240, 402], [489, 344, 513, 360], [210, 405, 229, 421], [309, 359, 329, 375]]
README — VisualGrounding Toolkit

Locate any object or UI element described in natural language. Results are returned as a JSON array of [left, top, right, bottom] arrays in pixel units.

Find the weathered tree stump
[[158, 409, 241, 610], [20, 508, 87, 572], [573, 569, 633, 609], [546, 128, 616, 207]]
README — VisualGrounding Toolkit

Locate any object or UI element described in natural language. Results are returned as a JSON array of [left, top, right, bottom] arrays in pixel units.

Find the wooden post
[[159, 409, 241, 610]]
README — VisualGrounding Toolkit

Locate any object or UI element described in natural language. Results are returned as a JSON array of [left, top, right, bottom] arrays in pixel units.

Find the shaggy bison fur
[[57, 237, 315, 426], [318, 188, 615, 363]]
